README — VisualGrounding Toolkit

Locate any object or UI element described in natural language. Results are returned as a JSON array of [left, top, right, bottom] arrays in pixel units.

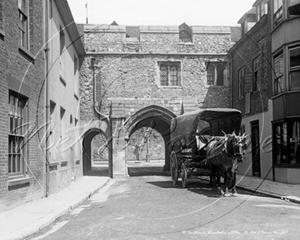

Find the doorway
[[251, 121, 261, 177]]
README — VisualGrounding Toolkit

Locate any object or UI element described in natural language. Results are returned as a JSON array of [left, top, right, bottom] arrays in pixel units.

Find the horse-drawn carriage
[[169, 108, 247, 196]]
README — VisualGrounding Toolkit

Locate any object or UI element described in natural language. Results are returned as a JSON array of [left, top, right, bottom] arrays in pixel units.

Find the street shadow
[[128, 166, 169, 177], [147, 178, 223, 198], [83, 166, 110, 177]]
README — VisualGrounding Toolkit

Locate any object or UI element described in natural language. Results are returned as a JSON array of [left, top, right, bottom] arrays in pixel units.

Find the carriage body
[[169, 108, 242, 187]]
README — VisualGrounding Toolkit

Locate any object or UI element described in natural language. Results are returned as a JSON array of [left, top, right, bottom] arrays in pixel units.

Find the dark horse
[[206, 132, 247, 196]]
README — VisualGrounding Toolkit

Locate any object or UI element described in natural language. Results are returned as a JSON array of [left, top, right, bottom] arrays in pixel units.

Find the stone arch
[[124, 105, 177, 171], [81, 120, 112, 177]]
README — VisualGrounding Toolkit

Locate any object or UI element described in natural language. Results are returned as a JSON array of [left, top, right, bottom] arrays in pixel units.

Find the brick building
[[229, 0, 273, 180], [0, 0, 85, 211], [0, 0, 45, 211], [270, 0, 300, 183], [78, 22, 240, 174]]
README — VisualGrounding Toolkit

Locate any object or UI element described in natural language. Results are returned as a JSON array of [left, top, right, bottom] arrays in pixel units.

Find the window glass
[[8, 92, 27, 176], [158, 62, 181, 86], [274, 53, 284, 94], [290, 46, 300, 90], [238, 67, 245, 98]]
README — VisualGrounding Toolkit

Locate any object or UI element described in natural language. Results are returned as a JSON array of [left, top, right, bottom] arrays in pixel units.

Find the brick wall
[[0, 0, 45, 211], [230, 14, 272, 115]]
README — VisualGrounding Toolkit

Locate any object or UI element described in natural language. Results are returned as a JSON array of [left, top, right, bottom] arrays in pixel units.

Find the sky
[[68, 0, 256, 26]]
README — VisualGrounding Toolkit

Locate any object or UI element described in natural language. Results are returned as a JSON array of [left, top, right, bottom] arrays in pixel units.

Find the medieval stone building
[[78, 22, 240, 174]]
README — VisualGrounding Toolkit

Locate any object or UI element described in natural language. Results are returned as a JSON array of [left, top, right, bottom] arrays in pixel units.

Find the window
[[74, 55, 78, 75], [289, 46, 300, 90], [179, 23, 193, 43], [60, 26, 65, 55], [238, 67, 245, 98], [274, 120, 300, 165], [288, 0, 300, 18], [60, 107, 65, 137], [8, 92, 28, 176], [206, 62, 227, 86], [0, 0, 3, 31], [274, 52, 284, 95], [125, 26, 140, 40], [253, 56, 261, 92], [158, 62, 181, 86], [273, 0, 283, 27], [256, 0, 268, 21], [18, 0, 29, 49]]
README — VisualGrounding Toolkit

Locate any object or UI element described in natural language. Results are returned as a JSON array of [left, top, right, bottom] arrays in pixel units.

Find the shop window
[[274, 120, 300, 165], [274, 52, 284, 95], [8, 91, 28, 177], [273, 0, 283, 27], [206, 62, 227, 86], [238, 67, 245, 99], [18, 0, 29, 50], [158, 62, 181, 86], [289, 45, 300, 90]]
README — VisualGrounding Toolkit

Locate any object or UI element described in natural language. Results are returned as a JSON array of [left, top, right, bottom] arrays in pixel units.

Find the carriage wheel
[[181, 163, 188, 188], [170, 151, 178, 185]]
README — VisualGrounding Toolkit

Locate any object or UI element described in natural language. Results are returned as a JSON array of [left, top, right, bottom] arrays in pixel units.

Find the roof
[[54, 0, 85, 58], [170, 108, 242, 146], [238, 7, 256, 24]]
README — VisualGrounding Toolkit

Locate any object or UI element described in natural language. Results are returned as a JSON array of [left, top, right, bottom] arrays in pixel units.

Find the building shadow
[[83, 165, 110, 177]]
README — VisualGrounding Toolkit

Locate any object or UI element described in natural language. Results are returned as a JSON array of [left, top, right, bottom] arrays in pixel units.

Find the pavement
[[0, 176, 111, 240], [0, 165, 300, 240]]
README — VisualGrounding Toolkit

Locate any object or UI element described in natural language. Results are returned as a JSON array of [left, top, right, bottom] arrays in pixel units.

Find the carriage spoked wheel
[[170, 151, 178, 185], [181, 163, 188, 188]]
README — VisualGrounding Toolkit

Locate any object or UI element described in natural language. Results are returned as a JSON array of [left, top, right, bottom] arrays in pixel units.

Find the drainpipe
[[44, 0, 50, 197], [90, 58, 109, 120], [229, 51, 233, 108]]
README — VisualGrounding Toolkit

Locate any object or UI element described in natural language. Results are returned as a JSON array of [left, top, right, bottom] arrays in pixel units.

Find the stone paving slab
[[0, 176, 111, 240]]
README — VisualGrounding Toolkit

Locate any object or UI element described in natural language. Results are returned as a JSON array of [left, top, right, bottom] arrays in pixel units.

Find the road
[[26, 162, 300, 240]]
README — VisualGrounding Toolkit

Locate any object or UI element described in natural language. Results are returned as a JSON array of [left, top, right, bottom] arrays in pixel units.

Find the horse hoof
[[232, 193, 238, 197], [224, 193, 231, 197]]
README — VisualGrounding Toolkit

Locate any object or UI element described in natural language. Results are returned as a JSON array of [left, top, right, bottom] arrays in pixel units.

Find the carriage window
[[158, 62, 181, 87]]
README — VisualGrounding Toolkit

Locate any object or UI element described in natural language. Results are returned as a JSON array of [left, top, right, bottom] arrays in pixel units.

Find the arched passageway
[[82, 127, 111, 177], [124, 105, 177, 171]]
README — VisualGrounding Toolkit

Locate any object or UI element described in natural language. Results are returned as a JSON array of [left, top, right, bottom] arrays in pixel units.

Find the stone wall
[[79, 23, 238, 162]]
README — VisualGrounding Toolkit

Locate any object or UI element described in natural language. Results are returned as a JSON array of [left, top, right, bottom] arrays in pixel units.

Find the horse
[[206, 132, 248, 196]]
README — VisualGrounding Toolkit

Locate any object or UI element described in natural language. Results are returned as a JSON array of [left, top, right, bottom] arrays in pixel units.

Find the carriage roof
[[170, 108, 242, 146]]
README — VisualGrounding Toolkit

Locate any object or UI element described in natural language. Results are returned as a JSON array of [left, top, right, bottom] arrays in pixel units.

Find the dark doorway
[[251, 121, 261, 177]]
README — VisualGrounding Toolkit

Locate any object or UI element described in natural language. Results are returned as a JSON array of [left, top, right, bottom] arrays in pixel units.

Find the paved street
[[25, 162, 300, 240]]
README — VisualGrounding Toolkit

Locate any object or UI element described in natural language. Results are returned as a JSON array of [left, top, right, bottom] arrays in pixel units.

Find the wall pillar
[[110, 116, 128, 178]]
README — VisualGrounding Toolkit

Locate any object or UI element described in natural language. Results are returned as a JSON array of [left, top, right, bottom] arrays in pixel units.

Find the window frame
[[158, 61, 181, 87], [206, 61, 226, 86], [273, 119, 300, 166], [253, 55, 261, 92], [60, 26, 65, 55], [238, 67, 245, 99], [18, 0, 29, 50], [273, 0, 283, 27], [273, 51, 285, 95], [289, 45, 300, 90], [8, 91, 28, 178]]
